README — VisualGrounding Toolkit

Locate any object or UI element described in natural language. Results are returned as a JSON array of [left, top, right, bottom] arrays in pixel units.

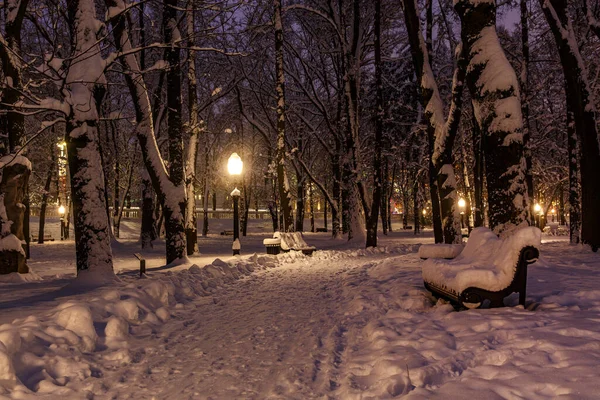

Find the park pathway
[[101, 254, 377, 399]]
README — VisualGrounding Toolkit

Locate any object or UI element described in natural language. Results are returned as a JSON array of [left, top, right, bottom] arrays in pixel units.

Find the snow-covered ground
[[1, 222, 600, 399]]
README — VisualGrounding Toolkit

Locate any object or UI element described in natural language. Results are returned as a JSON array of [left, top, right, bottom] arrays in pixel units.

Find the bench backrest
[[457, 227, 541, 277], [274, 231, 309, 250]]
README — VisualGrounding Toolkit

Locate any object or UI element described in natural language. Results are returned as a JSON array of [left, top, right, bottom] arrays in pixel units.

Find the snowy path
[[99, 252, 392, 399], [2, 240, 600, 399]]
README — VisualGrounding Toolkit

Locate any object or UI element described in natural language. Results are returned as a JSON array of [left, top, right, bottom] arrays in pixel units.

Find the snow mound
[[0, 270, 43, 283]]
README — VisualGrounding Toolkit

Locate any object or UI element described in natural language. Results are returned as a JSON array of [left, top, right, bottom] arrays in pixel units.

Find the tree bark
[[274, 0, 294, 232], [185, 9, 200, 255], [139, 2, 156, 249], [64, 0, 114, 281], [0, 0, 30, 273], [520, 0, 534, 222], [366, 0, 384, 247], [455, 0, 530, 236], [402, 0, 465, 244], [540, 0, 600, 250], [38, 144, 55, 244]]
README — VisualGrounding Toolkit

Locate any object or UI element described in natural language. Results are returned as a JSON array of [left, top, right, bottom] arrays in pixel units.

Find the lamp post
[[534, 203, 542, 228], [58, 205, 66, 240], [458, 198, 466, 229], [228, 153, 243, 255]]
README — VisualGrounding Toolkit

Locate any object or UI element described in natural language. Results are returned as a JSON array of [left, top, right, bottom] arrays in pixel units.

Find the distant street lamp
[[58, 205, 66, 240], [228, 153, 243, 255]]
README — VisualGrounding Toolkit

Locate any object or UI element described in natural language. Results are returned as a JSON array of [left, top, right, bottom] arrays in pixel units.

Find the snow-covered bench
[[263, 232, 316, 256], [422, 227, 541, 309]]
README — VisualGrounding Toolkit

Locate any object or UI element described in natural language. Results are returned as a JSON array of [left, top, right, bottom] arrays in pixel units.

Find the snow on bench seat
[[274, 232, 316, 255], [418, 244, 464, 260], [422, 226, 541, 309]]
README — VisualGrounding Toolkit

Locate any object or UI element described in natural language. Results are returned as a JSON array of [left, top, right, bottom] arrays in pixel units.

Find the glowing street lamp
[[228, 153, 243, 255], [534, 203, 542, 214], [227, 152, 243, 176]]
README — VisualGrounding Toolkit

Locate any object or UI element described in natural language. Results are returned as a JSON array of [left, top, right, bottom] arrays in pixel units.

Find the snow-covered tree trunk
[[0, 0, 30, 274], [64, 0, 114, 281], [106, 0, 187, 263], [0, 158, 30, 274], [163, 0, 188, 261], [185, 10, 200, 255], [274, 0, 294, 232], [341, 0, 366, 242], [540, 0, 600, 251], [402, 0, 463, 244], [455, 0, 530, 237]]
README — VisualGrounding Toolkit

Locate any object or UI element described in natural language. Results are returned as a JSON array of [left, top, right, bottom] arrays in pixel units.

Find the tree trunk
[[402, 0, 465, 244], [332, 155, 341, 237], [324, 197, 328, 232], [164, 0, 187, 261], [38, 145, 55, 244], [185, 10, 200, 255], [567, 99, 581, 243], [0, 159, 30, 274], [540, 0, 600, 250], [380, 158, 389, 236], [413, 180, 420, 235], [309, 184, 315, 232], [520, 0, 534, 222], [140, 169, 156, 248], [139, 2, 155, 249], [472, 112, 485, 227], [110, 121, 120, 238], [274, 0, 294, 232], [295, 177, 305, 232], [64, 0, 114, 281], [366, 0, 384, 248], [455, 0, 529, 236], [107, 0, 187, 263], [0, 0, 30, 274]]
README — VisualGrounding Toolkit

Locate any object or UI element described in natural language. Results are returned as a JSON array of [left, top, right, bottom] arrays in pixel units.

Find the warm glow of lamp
[[458, 198, 466, 209], [422, 209, 427, 216], [317, 202, 321, 211], [227, 152, 243, 176], [551, 208, 556, 214], [58, 205, 66, 215], [534, 203, 542, 214]]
